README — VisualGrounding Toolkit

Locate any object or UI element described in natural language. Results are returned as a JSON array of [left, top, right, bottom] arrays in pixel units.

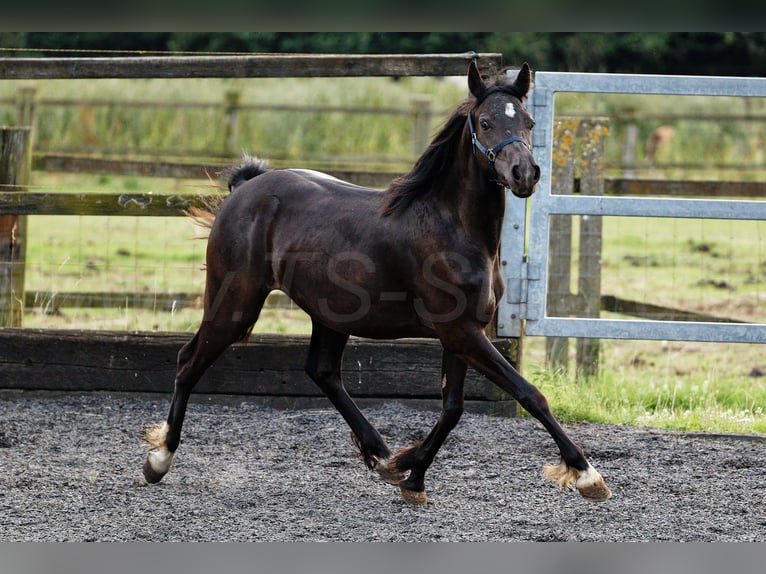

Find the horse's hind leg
[[378, 350, 467, 505], [143, 280, 268, 484], [304, 320, 398, 476]]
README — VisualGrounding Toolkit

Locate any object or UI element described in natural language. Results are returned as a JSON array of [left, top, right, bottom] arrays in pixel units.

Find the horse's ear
[[513, 62, 532, 98], [468, 60, 486, 98]]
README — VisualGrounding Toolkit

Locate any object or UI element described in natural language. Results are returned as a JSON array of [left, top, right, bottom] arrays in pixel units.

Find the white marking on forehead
[[504, 102, 516, 118]]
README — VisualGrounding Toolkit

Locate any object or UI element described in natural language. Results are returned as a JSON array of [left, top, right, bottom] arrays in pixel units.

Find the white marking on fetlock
[[575, 465, 601, 489], [144, 421, 175, 475], [144, 421, 169, 449], [374, 457, 406, 484], [147, 446, 175, 475]]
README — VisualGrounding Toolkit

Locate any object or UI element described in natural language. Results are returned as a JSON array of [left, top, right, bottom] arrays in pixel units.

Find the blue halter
[[467, 111, 531, 185]]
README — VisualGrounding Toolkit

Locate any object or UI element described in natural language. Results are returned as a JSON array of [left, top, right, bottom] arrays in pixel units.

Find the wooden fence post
[[0, 127, 32, 327], [544, 118, 608, 377], [545, 118, 580, 372], [575, 119, 608, 378], [620, 106, 638, 179], [410, 96, 432, 155], [16, 86, 37, 133], [223, 89, 241, 156]]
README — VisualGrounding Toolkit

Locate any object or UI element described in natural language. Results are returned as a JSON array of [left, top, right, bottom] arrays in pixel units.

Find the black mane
[[380, 71, 525, 217], [380, 99, 471, 217]]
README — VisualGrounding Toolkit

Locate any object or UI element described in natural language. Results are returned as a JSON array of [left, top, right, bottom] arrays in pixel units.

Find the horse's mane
[[380, 69, 526, 217], [380, 101, 470, 217]]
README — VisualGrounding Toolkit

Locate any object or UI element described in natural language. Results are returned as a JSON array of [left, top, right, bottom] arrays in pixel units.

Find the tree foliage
[[2, 32, 765, 76]]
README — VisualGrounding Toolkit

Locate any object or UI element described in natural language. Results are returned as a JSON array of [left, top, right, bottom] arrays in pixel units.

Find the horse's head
[[467, 61, 540, 198]]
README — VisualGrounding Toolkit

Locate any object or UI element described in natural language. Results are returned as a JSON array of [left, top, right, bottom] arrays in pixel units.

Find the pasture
[[2, 72, 766, 435]]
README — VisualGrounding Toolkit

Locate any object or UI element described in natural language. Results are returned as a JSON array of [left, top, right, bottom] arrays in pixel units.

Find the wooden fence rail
[[0, 53, 503, 80], [3, 178, 763, 218], [0, 328, 517, 415]]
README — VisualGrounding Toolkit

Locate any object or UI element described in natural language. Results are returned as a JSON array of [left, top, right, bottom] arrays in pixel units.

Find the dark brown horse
[[143, 61, 611, 504]]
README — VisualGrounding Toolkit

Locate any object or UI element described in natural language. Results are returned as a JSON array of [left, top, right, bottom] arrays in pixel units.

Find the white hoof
[[542, 461, 612, 502], [147, 446, 175, 475], [143, 421, 175, 482]]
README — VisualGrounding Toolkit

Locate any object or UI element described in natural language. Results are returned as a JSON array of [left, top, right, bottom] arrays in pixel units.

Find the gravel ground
[[1, 391, 764, 542]]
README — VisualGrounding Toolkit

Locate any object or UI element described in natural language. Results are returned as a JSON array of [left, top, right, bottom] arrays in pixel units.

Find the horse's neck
[[454, 165, 506, 257]]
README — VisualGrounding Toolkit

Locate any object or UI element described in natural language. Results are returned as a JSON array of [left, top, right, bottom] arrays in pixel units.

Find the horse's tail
[[186, 154, 270, 230], [226, 153, 270, 192]]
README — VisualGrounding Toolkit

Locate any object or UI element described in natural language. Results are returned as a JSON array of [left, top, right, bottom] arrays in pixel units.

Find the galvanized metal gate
[[497, 71, 766, 343]]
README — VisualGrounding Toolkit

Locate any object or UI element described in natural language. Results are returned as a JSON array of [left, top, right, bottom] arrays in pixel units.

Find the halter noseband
[[467, 111, 531, 185]]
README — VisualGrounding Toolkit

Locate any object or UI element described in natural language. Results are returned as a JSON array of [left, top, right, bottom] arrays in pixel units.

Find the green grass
[[596, 216, 766, 323], [521, 337, 766, 434], [26, 215, 206, 292], [5, 76, 766, 435]]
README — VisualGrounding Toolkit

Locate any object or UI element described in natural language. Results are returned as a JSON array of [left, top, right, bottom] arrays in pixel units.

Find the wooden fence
[[0, 127, 30, 327], [0, 52, 523, 413]]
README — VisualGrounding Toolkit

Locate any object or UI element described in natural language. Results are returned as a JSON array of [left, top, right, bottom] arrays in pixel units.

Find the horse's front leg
[[439, 324, 612, 502], [376, 350, 467, 505]]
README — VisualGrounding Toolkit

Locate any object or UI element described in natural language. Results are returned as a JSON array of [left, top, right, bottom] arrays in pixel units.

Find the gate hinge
[[502, 259, 528, 336], [504, 260, 542, 326]]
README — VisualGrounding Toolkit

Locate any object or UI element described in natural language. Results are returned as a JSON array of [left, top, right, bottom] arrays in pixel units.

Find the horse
[[143, 60, 612, 505]]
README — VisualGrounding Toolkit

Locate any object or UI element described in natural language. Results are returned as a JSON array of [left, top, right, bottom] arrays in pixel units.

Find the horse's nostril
[[533, 165, 541, 183], [512, 165, 521, 182]]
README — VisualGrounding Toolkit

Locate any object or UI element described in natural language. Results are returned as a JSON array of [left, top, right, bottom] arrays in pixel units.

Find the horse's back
[[212, 166, 390, 265], [224, 168, 381, 216]]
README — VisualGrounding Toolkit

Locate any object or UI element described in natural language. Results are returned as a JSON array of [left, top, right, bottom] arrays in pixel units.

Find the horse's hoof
[[577, 480, 612, 502], [575, 466, 612, 502], [399, 485, 428, 505], [542, 461, 612, 502], [142, 458, 166, 484]]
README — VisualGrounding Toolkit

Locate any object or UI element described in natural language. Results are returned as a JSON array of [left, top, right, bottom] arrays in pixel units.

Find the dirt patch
[[1, 392, 764, 541]]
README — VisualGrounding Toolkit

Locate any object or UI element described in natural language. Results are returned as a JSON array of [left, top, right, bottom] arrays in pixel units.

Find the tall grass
[[1, 76, 467, 165]]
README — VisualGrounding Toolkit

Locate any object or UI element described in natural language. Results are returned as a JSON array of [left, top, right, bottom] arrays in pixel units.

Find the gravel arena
[[1, 391, 764, 542]]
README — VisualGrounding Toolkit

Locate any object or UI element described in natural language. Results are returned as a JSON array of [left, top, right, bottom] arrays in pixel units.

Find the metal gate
[[497, 71, 766, 343]]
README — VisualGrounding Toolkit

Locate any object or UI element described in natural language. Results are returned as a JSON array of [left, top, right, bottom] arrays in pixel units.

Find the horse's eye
[[480, 119, 490, 130]]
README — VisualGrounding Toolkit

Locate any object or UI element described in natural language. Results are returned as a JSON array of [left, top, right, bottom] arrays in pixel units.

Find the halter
[[467, 111, 531, 185]]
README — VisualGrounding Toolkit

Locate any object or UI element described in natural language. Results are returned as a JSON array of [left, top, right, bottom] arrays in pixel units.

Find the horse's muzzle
[[507, 158, 540, 198]]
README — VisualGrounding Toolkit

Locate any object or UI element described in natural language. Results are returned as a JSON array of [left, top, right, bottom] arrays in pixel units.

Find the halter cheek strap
[[467, 112, 531, 184]]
